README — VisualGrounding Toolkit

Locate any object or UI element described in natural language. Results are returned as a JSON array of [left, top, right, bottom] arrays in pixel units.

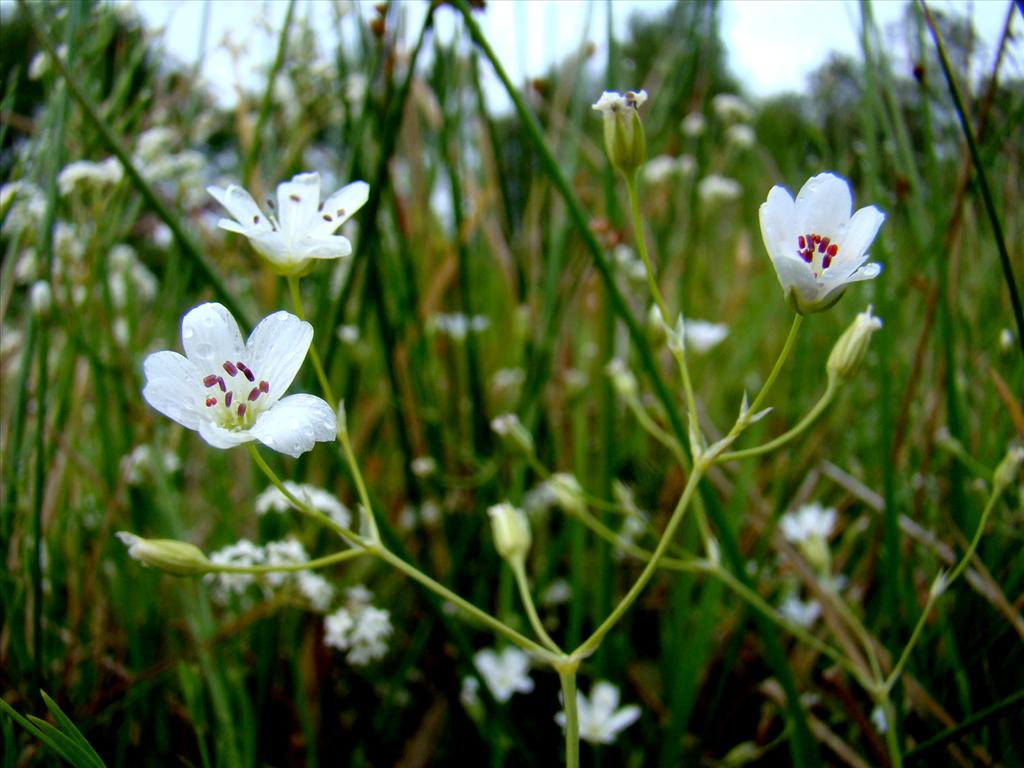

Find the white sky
[[130, 0, 1015, 108]]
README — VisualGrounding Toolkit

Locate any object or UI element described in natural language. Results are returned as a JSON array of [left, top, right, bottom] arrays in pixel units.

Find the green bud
[[490, 413, 534, 455], [593, 90, 648, 177], [827, 306, 882, 387], [116, 532, 211, 576], [487, 502, 531, 565], [993, 445, 1023, 493]]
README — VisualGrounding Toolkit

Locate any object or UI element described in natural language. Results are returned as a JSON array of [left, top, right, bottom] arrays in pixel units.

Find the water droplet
[[195, 342, 214, 359], [182, 327, 195, 340]]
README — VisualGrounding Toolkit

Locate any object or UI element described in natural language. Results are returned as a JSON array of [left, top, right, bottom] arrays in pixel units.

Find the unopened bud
[[827, 306, 882, 386], [30, 281, 52, 316], [490, 413, 534, 455], [605, 358, 638, 399], [116, 532, 211, 575], [487, 502, 531, 565], [592, 90, 648, 177], [993, 445, 1023, 493], [549, 473, 586, 516]]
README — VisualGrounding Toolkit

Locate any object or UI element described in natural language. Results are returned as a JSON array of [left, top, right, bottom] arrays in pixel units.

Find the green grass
[[2, 1, 1021, 766]]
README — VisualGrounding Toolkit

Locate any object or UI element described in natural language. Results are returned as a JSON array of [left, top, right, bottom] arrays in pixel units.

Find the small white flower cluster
[[0, 181, 47, 237], [120, 444, 182, 485], [698, 174, 742, 204], [205, 537, 334, 611], [58, 158, 123, 196], [642, 153, 696, 185], [778, 593, 822, 628], [254, 482, 351, 529], [323, 585, 393, 666], [612, 244, 650, 286], [426, 312, 490, 341]]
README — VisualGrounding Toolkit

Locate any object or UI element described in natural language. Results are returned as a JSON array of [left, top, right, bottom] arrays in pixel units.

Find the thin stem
[[208, 548, 366, 574], [336, 404, 380, 542], [288, 276, 336, 408], [883, 485, 1003, 693], [747, 313, 803, 420], [881, 696, 903, 768], [717, 384, 837, 462], [511, 560, 563, 654], [573, 461, 705, 658], [625, 395, 688, 467], [626, 174, 698, 421], [245, 443, 355, 543], [371, 545, 560, 665], [558, 665, 581, 768]]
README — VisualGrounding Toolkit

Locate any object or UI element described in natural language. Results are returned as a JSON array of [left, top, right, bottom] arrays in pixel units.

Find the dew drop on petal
[[182, 327, 195, 340], [195, 342, 215, 360]]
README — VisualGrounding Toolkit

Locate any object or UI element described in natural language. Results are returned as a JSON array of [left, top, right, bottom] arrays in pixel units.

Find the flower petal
[[796, 172, 851, 236], [198, 420, 256, 449], [249, 394, 336, 457], [245, 311, 313, 400], [313, 181, 369, 236], [604, 704, 642, 735], [300, 235, 353, 260], [836, 205, 885, 272], [181, 302, 245, 369], [277, 173, 321, 245], [207, 185, 272, 233], [759, 185, 796, 265], [142, 350, 206, 430]]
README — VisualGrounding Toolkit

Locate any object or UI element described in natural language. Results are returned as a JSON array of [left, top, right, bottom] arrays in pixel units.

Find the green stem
[[717, 384, 836, 462], [371, 545, 560, 665], [288, 276, 336, 408], [747, 313, 803, 420], [880, 696, 902, 768], [245, 443, 355, 543], [883, 484, 1003, 693], [558, 665, 581, 768], [511, 560, 563, 654], [573, 461, 705, 658], [626, 174, 698, 421], [208, 548, 366, 574], [336, 404, 380, 542]]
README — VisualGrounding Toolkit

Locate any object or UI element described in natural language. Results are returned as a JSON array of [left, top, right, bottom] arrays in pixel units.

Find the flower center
[[797, 233, 840, 278], [202, 359, 270, 429]]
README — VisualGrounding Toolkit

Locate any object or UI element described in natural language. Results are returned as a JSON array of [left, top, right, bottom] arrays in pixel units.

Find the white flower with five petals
[[473, 646, 534, 703], [759, 172, 885, 313], [142, 302, 336, 457], [555, 681, 641, 745], [207, 172, 368, 276]]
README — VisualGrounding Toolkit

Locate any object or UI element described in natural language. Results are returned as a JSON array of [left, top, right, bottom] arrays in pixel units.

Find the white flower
[[206, 539, 265, 602], [142, 302, 336, 458], [642, 154, 680, 185], [120, 444, 181, 485], [725, 123, 756, 149], [712, 93, 753, 122], [592, 89, 647, 115], [780, 502, 837, 543], [759, 172, 885, 313], [870, 705, 888, 734], [779, 594, 821, 628], [684, 319, 729, 352], [698, 174, 742, 204], [680, 112, 705, 137], [473, 646, 534, 703], [555, 681, 641, 745], [324, 597, 393, 666], [207, 172, 368, 276]]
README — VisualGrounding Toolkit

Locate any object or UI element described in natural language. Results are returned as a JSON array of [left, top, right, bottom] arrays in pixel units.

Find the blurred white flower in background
[[473, 646, 535, 703], [555, 680, 641, 744]]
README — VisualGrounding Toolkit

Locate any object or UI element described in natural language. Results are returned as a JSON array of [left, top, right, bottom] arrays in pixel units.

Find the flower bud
[[993, 445, 1023, 493], [605, 358, 638, 400], [487, 502, 531, 565], [30, 281, 52, 316], [490, 413, 534, 455], [592, 90, 648, 178], [116, 531, 211, 575], [827, 306, 882, 387], [548, 473, 586, 516]]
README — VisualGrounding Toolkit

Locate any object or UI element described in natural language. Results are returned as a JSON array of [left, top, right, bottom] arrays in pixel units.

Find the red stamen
[[205, 396, 217, 407], [218, 376, 227, 392], [289, 194, 301, 202], [236, 362, 255, 382], [258, 380, 269, 393], [248, 387, 261, 401], [203, 374, 219, 387], [223, 361, 238, 376], [798, 235, 806, 249], [818, 236, 830, 254], [826, 243, 838, 257], [225, 391, 233, 407], [237, 403, 246, 418]]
